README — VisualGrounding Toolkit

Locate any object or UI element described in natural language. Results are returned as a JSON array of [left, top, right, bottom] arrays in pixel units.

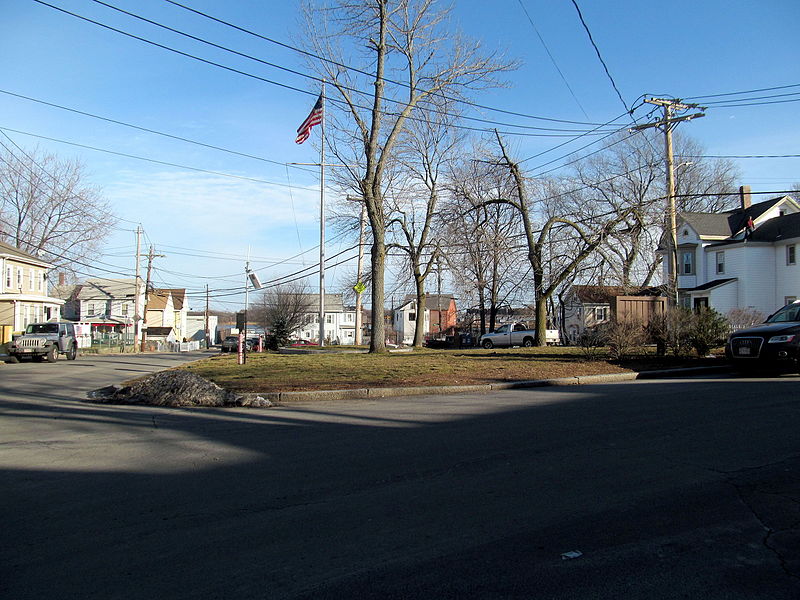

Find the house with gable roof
[[392, 294, 457, 345], [0, 240, 64, 335], [657, 187, 800, 316], [145, 288, 189, 341]]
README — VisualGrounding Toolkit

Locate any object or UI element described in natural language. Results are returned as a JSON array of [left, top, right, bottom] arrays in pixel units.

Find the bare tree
[[0, 144, 116, 274], [493, 134, 633, 346], [444, 153, 527, 335], [256, 282, 315, 347], [302, 0, 516, 352], [570, 131, 739, 287], [388, 101, 462, 347]]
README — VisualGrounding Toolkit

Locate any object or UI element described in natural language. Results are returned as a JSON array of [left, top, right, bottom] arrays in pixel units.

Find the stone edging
[[240, 365, 731, 405]]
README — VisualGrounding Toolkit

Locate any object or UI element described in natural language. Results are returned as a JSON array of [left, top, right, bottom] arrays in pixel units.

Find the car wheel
[[46, 346, 58, 362], [67, 344, 78, 360], [522, 338, 534, 347], [6, 355, 19, 364], [482, 339, 494, 349]]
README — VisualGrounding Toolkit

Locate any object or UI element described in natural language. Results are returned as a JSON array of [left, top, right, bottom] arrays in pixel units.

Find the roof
[[146, 327, 173, 337], [299, 293, 345, 312], [747, 212, 800, 242], [685, 278, 737, 292], [77, 278, 138, 300], [147, 288, 187, 311], [0, 239, 53, 267], [570, 285, 663, 304], [680, 196, 796, 238], [400, 294, 456, 310]]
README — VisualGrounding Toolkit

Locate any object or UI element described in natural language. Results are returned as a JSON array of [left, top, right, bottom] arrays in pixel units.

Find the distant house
[[392, 294, 457, 345], [561, 285, 665, 345], [57, 278, 144, 343], [146, 289, 189, 341], [294, 293, 358, 345], [657, 189, 800, 316], [0, 241, 64, 335], [186, 311, 218, 344]]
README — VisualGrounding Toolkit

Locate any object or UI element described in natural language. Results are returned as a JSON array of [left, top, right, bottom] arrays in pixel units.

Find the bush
[[647, 308, 694, 357], [726, 307, 766, 330], [604, 318, 646, 360], [690, 308, 729, 356], [578, 326, 606, 360]]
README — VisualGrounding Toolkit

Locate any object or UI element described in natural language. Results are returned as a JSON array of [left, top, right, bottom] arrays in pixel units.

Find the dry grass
[[181, 347, 725, 393]]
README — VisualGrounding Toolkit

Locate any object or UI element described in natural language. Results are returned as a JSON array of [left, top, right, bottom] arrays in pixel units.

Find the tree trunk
[[413, 277, 426, 348]]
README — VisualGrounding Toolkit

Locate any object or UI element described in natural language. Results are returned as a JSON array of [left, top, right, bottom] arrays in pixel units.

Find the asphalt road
[[1, 356, 798, 599]]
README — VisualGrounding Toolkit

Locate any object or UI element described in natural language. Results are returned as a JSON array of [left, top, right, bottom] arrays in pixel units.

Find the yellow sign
[[353, 281, 366, 294]]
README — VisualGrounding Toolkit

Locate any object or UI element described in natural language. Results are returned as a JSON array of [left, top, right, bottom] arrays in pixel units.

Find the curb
[[242, 365, 731, 405]]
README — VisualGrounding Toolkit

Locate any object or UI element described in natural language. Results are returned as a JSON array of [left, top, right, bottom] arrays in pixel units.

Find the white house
[[392, 294, 457, 345], [146, 289, 189, 341], [658, 191, 800, 316], [294, 294, 358, 345]]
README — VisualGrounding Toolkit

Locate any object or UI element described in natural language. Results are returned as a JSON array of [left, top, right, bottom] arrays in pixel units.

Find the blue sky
[[2, 0, 799, 310]]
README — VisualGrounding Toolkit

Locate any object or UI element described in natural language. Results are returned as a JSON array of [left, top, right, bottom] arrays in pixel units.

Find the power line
[[515, 0, 589, 119], [0, 126, 320, 191], [33, 0, 616, 138], [161, 0, 616, 127], [683, 82, 800, 101], [0, 89, 316, 172], [569, 0, 629, 112]]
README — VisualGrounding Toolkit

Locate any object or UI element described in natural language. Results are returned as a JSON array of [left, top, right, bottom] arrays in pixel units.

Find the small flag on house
[[295, 94, 323, 144]]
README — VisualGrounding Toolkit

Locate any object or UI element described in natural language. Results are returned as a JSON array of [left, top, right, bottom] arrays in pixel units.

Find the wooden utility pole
[[139, 245, 164, 352], [133, 226, 142, 350], [631, 98, 705, 306], [205, 284, 210, 349]]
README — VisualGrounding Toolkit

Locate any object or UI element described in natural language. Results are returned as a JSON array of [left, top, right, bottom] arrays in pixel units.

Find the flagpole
[[318, 82, 326, 347]]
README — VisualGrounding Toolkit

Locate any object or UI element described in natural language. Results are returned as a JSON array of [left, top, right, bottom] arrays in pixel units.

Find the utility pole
[[205, 284, 210, 349], [139, 245, 164, 352], [631, 98, 705, 306], [133, 226, 142, 350]]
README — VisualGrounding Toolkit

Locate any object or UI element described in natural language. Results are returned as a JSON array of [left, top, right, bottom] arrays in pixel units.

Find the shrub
[[690, 308, 729, 356], [647, 308, 694, 356], [604, 318, 646, 360], [578, 326, 605, 360], [726, 307, 766, 330]]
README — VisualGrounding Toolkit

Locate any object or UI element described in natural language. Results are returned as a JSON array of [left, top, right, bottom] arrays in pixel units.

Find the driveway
[[1, 368, 798, 599]]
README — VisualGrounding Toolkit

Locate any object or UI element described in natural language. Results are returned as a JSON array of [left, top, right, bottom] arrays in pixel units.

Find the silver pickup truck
[[479, 322, 560, 349]]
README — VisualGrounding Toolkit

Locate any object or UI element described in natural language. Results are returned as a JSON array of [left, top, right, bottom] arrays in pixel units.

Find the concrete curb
[[246, 365, 731, 405]]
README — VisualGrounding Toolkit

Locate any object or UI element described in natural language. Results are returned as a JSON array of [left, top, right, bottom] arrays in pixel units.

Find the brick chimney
[[58, 272, 66, 286], [739, 185, 752, 210]]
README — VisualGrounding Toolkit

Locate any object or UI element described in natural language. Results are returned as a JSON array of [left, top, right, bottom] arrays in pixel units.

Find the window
[[681, 250, 695, 275], [716, 251, 725, 275], [121, 303, 128, 316], [28, 268, 34, 291], [5, 267, 10, 289], [37, 272, 43, 292], [16, 267, 22, 288], [787, 245, 796, 266], [88, 303, 95, 315], [595, 307, 608, 321], [326, 314, 333, 324], [408, 312, 416, 322]]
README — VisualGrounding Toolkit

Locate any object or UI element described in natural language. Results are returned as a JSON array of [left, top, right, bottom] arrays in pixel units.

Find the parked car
[[726, 301, 800, 373], [7, 321, 79, 362], [220, 335, 252, 353], [479, 322, 560, 349], [289, 339, 317, 347]]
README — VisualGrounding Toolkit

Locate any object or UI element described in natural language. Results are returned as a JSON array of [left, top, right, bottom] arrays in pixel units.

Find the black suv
[[726, 302, 800, 373]]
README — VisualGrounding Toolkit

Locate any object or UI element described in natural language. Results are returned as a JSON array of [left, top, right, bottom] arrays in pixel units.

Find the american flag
[[295, 94, 323, 144]]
